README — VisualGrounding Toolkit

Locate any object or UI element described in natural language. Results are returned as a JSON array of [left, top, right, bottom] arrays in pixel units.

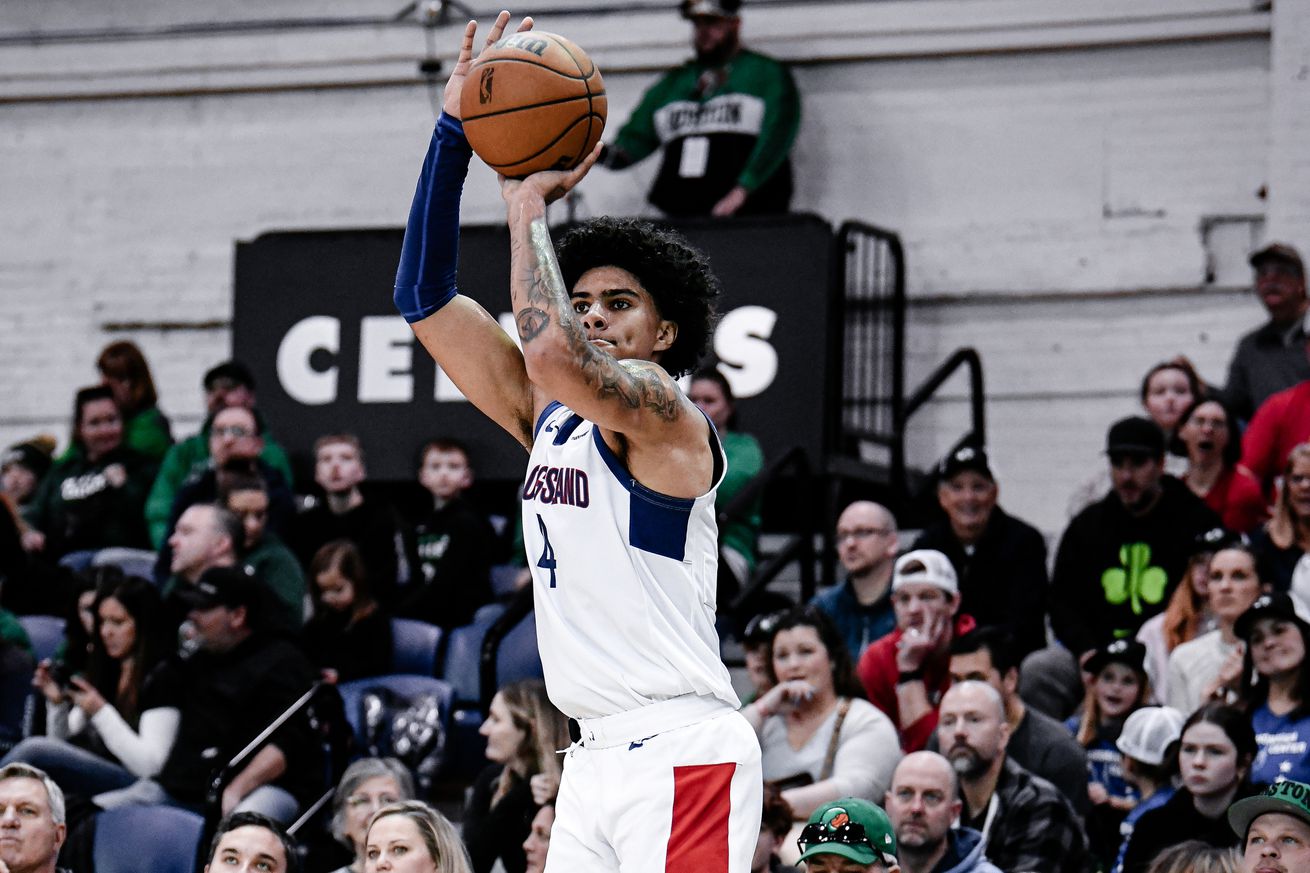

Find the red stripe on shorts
[[665, 762, 736, 873]]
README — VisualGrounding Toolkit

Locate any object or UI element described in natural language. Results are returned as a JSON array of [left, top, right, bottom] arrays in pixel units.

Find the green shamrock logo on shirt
[[1101, 542, 1168, 615]]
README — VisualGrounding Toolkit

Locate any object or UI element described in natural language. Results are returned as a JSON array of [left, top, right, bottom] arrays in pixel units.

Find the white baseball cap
[[1116, 706, 1185, 766], [891, 550, 958, 595]]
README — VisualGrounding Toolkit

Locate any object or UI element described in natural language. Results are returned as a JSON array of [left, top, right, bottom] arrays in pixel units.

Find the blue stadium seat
[[495, 611, 544, 689], [489, 563, 522, 600], [17, 616, 64, 664], [93, 805, 205, 873], [441, 605, 505, 705], [389, 618, 442, 676], [91, 547, 159, 581], [337, 675, 454, 782]]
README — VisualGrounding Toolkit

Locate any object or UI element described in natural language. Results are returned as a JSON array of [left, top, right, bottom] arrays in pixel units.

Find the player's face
[[1244, 812, 1310, 873], [479, 692, 528, 765], [1250, 618, 1306, 681], [0, 777, 64, 873], [419, 449, 472, 502], [1092, 663, 1142, 720], [343, 775, 405, 857], [1207, 548, 1262, 623], [317, 442, 366, 495], [570, 266, 675, 366], [1179, 722, 1242, 799], [1143, 368, 1194, 432], [98, 596, 137, 661], [936, 471, 996, 536], [689, 378, 732, 432], [365, 815, 437, 873], [77, 397, 123, 462], [771, 625, 834, 695], [204, 824, 286, 873], [226, 488, 269, 550], [522, 804, 554, 873]]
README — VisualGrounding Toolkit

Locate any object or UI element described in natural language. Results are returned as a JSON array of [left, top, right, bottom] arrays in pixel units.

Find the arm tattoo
[[512, 216, 681, 423]]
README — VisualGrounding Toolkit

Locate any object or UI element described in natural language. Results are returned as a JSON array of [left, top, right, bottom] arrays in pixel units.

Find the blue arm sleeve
[[393, 113, 474, 323]]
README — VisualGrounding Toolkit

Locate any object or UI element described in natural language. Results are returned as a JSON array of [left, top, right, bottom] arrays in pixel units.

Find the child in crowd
[[1111, 706, 1185, 873], [303, 540, 392, 684], [400, 439, 496, 629], [1067, 639, 1152, 867]]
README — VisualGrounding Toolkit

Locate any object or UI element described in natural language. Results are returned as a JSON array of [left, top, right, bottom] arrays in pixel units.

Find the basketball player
[[392, 11, 762, 873]]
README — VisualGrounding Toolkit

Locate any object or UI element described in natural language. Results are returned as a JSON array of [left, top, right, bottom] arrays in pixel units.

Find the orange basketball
[[460, 31, 607, 179]]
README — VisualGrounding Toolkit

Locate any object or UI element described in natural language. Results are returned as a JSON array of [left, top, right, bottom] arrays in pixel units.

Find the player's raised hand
[[442, 11, 534, 119], [499, 141, 602, 207]]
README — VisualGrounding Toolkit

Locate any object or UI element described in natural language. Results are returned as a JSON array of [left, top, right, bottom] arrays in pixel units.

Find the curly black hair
[[556, 217, 720, 379]]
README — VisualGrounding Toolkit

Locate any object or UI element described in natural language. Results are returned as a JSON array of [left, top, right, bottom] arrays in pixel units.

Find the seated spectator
[[1240, 359, 1310, 501], [1222, 242, 1310, 422], [1067, 640, 1151, 868], [795, 798, 900, 873], [1249, 442, 1310, 596], [858, 551, 976, 752], [222, 471, 306, 632], [690, 368, 764, 607], [204, 811, 299, 873], [464, 679, 569, 873], [948, 627, 1090, 816], [160, 502, 242, 630], [1234, 593, 1310, 785], [1174, 397, 1267, 535], [1, 437, 54, 513], [399, 438, 494, 628], [744, 607, 901, 819], [4, 574, 178, 798], [303, 541, 392, 684], [1167, 541, 1264, 715], [146, 360, 294, 549], [912, 445, 1048, 658], [884, 751, 1002, 873], [752, 785, 794, 873], [1144, 841, 1239, 873], [94, 567, 319, 823], [22, 386, 155, 561], [154, 404, 296, 581], [1120, 703, 1257, 873], [326, 758, 416, 873], [0, 762, 66, 873], [365, 800, 472, 873], [1228, 779, 1310, 873], [522, 803, 553, 873], [937, 681, 1089, 873], [811, 500, 899, 663], [1138, 529, 1224, 703], [1036, 416, 1219, 721], [1069, 358, 1203, 515], [96, 340, 172, 461], [741, 610, 783, 703], [291, 434, 402, 607], [1113, 706, 1185, 873]]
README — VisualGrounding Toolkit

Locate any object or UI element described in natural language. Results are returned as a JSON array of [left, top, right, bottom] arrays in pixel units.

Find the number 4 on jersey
[[536, 514, 558, 588]]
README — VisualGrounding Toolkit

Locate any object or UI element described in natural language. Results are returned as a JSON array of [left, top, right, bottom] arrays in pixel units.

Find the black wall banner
[[233, 215, 836, 482]]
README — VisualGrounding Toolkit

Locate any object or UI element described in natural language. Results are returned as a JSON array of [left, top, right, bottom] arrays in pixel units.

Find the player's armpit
[[410, 295, 537, 450]]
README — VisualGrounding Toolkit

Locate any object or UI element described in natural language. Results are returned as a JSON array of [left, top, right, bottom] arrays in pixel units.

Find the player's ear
[[654, 319, 678, 352]]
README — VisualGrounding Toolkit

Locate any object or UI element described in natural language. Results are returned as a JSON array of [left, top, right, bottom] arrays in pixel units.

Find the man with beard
[[884, 751, 1000, 873], [599, 0, 800, 217], [936, 682, 1089, 873]]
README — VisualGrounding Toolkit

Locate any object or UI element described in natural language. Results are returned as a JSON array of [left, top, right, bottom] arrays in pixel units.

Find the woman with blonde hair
[[365, 800, 471, 873], [1142, 840, 1239, 873], [1251, 442, 1310, 599], [462, 679, 569, 873]]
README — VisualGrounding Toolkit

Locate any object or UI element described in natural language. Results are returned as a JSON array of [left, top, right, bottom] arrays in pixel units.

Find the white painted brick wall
[[0, 0, 1299, 540]]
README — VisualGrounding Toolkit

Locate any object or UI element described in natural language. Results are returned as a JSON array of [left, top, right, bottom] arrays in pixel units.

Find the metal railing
[[724, 445, 818, 609]]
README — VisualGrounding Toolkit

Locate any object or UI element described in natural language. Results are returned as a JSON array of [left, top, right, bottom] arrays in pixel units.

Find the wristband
[[393, 113, 473, 323], [897, 669, 925, 685]]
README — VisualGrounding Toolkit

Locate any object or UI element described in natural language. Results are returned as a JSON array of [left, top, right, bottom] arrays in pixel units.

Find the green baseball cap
[[796, 798, 897, 868], [1229, 780, 1310, 839]]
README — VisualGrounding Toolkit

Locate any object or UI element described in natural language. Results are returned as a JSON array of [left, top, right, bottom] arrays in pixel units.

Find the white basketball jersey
[[521, 401, 741, 719]]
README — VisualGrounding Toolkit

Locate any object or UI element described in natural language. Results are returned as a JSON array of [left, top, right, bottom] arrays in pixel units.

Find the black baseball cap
[[178, 565, 262, 612], [1234, 592, 1310, 642], [939, 444, 993, 482], [1249, 242, 1304, 276], [203, 360, 256, 392], [1106, 416, 1165, 458], [1085, 639, 1147, 677]]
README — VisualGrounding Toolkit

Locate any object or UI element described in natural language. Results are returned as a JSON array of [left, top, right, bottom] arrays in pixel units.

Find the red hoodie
[[857, 613, 977, 752]]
